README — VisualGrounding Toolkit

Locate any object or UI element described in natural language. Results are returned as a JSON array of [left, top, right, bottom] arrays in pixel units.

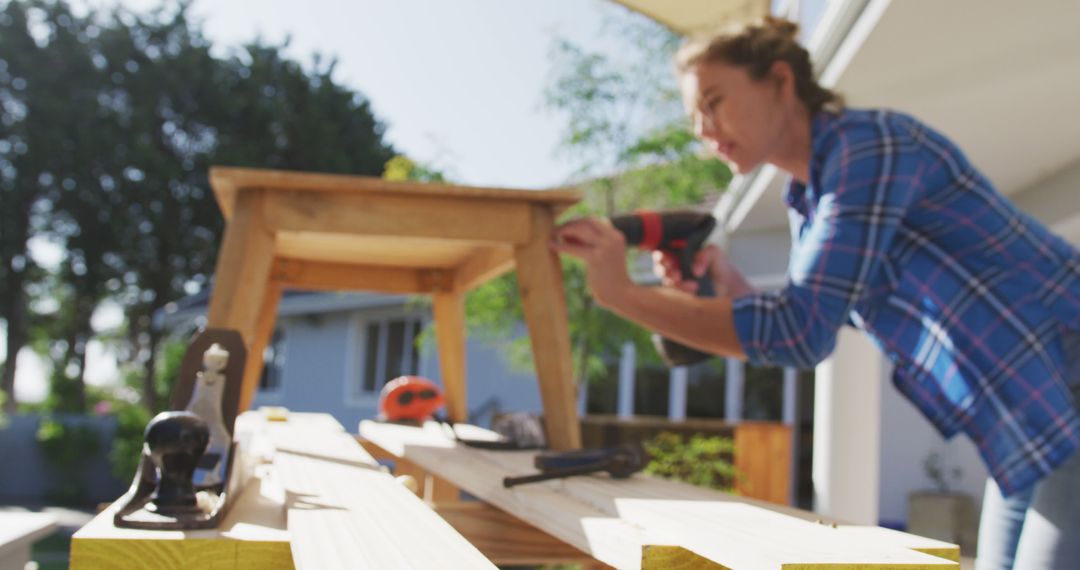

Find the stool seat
[[205, 166, 583, 449]]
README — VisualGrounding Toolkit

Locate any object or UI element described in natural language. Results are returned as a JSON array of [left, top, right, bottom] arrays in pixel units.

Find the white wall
[[812, 327, 882, 525], [1012, 156, 1080, 246], [726, 227, 791, 285], [877, 361, 988, 525]]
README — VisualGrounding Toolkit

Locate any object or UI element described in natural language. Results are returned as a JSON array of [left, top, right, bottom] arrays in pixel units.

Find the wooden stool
[[205, 167, 582, 449]]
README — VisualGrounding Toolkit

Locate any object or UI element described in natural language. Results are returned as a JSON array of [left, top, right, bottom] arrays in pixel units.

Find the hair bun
[[762, 15, 800, 39]]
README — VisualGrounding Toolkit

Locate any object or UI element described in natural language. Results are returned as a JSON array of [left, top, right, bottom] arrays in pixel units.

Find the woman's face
[[680, 60, 790, 174]]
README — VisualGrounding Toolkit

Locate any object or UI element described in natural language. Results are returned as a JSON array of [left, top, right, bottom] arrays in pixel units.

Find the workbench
[[0, 512, 56, 570], [359, 419, 964, 570]]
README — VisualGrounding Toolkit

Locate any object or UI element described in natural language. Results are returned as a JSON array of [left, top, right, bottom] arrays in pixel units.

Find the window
[[355, 316, 424, 398], [259, 328, 286, 392]]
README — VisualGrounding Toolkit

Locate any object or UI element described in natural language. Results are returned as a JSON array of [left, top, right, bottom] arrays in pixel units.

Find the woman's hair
[[675, 16, 843, 114]]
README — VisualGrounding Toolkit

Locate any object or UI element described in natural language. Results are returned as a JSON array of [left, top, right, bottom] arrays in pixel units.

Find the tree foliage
[[0, 0, 395, 412], [465, 8, 733, 398]]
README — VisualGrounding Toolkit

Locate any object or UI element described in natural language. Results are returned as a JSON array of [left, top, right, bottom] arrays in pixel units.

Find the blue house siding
[[247, 301, 544, 432], [251, 312, 359, 426]]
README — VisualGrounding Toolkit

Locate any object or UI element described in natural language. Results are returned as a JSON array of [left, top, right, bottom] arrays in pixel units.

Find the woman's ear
[[769, 60, 797, 102]]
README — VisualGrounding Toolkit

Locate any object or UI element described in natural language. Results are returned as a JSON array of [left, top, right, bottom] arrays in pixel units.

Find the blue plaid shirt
[[732, 108, 1080, 495]]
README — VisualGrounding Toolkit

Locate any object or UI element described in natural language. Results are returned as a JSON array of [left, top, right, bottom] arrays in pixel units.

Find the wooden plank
[[427, 474, 462, 503], [0, 513, 57, 570], [604, 494, 956, 569], [492, 447, 960, 569], [547, 465, 960, 567], [513, 206, 581, 450], [210, 167, 581, 220], [642, 546, 728, 570], [359, 438, 461, 504], [274, 232, 477, 269], [359, 421, 653, 570], [264, 190, 533, 245], [271, 257, 428, 293], [240, 281, 283, 413], [435, 501, 599, 566], [453, 246, 516, 292], [71, 467, 293, 570], [733, 422, 791, 505], [358, 421, 960, 570], [432, 291, 468, 423], [360, 438, 461, 504], [260, 413, 493, 570]]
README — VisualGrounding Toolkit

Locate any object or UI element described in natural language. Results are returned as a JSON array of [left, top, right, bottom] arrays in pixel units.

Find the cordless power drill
[[610, 209, 718, 367]]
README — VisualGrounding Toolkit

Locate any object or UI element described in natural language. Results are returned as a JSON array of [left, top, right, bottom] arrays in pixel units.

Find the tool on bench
[[439, 412, 547, 451], [503, 444, 645, 487], [114, 329, 247, 530], [610, 209, 718, 367], [378, 376, 445, 423]]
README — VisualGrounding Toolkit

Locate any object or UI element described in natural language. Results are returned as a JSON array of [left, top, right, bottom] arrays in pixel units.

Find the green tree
[[466, 8, 732, 399], [24, 0, 130, 412], [383, 155, 446, 183], [2, 0, 395, 412], [0, 0, 66, 412], [545, 11, 731, 212]]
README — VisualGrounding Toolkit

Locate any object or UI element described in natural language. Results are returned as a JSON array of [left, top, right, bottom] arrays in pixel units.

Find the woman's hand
[[550, 217, 634, 308], [652, 244, 756, 298], [552, 218, 748, 361]]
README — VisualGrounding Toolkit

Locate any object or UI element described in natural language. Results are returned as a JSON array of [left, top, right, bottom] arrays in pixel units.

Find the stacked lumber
[[243, 412, 495, 569], [72, 413, 494, 570], [359, 420, 960, 570], [71, 463, 292, 569]]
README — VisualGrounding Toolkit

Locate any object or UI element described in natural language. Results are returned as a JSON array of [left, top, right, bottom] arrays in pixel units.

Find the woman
[[551, 16, 1080, 570]]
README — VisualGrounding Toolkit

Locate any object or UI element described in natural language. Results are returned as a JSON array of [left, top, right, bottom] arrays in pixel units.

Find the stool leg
[[206, 189, 276, 416], [433, 291, 468, 422], [238, 280, 283, 412], [514, 207, 581, 450]]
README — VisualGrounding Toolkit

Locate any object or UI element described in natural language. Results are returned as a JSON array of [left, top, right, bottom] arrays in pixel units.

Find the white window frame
[[345, 308, 429, 407], [258, 327, 287, 397]]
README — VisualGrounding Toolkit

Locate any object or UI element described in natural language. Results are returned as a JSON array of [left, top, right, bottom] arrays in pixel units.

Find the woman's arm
[[602, 280, 746, 359], [732, 116, 923, 368]]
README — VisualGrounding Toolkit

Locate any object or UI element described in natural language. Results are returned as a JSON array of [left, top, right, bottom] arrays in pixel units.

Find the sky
[[5, 0, 655, 402], [92, 0, 632, 188]]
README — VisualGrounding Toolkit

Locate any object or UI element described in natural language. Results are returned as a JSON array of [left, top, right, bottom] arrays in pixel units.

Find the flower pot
[[907, 491, 977, 553]]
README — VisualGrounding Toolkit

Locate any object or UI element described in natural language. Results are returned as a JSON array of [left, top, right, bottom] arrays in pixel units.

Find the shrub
[[643, 431, 739, 491], [36, 417, 102, 505]]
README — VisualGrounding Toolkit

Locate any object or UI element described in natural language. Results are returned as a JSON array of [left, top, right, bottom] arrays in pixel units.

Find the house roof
[[154, 288, 415, 331], [609, 0, 771, 35]]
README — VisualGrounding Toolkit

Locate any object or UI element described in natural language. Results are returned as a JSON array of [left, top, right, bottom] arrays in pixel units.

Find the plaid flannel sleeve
[[732, 117, 923, 368]]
